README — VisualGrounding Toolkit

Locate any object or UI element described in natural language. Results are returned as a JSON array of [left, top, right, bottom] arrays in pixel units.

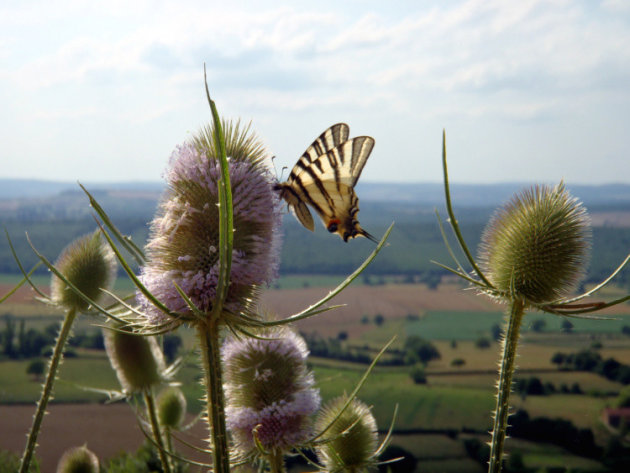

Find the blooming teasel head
[[222, 327, 321, 457], [138, 120, 282, 327], [314, 396, 379, 473], [479, 183, 591, 304], [51, 230, 117, 313]]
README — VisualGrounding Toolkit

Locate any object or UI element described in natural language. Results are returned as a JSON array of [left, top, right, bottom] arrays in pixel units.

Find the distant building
[[602, 407, 630, 429]]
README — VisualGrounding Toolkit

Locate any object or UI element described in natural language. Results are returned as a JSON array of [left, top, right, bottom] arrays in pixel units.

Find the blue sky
[[1, 0, 629, 184]]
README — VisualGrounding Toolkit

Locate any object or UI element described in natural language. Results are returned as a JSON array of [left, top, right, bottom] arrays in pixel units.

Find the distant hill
[[3, 178, 630, 208]]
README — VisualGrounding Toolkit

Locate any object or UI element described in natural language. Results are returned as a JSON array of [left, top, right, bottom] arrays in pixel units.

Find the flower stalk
[[198, 321, 230, 473], [144, 390, 173, 473], [488, 298, 524, 473], [19, 308, 77, 473]]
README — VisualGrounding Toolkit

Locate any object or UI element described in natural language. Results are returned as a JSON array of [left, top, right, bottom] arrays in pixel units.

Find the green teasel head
[[315, 396, 379, 473], [157, 386, 187, 429], [56, 445, 100, 473], [51, 230, 117, 312], [103, 325, 167, 394], [479, 183, 591, 304]]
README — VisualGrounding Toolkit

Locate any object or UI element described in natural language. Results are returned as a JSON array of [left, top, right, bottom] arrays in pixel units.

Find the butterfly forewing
[[297, 123, 349, 168]]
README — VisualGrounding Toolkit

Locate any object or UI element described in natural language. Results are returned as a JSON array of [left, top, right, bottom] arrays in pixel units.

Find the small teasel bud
[[315, 396, 379, 473], [479, 183, 590, 304], [51, 230, 117, 312], [103, 326, 167, 393], [222, 327, 320, 456], [138, 120, 282, 326], [157, 386, 187, 429], [56, 445, 99, 473]]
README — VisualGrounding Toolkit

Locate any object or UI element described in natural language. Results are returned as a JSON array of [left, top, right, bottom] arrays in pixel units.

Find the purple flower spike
[[138, 121, 282, 327], [222, 328, 321, 456]]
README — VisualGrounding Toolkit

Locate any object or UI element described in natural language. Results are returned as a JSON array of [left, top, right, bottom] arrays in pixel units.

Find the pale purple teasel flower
[[222, 328, 321, 455], [137, 121, 282, 326]]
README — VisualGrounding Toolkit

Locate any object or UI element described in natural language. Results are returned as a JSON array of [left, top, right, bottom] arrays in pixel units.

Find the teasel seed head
[[315, 396, 379, 473], [222, 327, 320, 456], [138, 120, 282, 326], [479, 183, 591, 304], [56, 445, 99, 473], [51, 230, 117, 312], [103, 326, 167, 394]]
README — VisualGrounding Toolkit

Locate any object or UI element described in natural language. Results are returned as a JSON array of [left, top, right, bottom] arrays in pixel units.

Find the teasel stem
[[19, 307, 77, 473], [198, 320, 230, 473], [268, 448, 286, 473], [489, 298, 525, 473], [144, 389, 173, 473]]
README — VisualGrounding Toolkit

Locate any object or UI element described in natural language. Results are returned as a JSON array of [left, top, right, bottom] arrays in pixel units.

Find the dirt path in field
[[0, 403, 208, 472]]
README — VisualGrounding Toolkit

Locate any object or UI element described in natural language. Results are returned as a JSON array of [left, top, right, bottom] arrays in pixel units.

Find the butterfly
[[275, 123, 377, 243]]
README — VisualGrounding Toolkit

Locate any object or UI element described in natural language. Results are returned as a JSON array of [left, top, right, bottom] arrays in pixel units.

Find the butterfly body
[[275, 123, 376, 243]]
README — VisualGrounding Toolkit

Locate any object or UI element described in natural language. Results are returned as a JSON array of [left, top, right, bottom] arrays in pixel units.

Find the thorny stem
[[198, 320, 230, 473], [489, 298, 525, 473], [144, 390, 173, 473], [19, 308, 77, 473]]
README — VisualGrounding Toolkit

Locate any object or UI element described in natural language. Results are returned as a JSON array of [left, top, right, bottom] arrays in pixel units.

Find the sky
[[1, 0, 629, 185]]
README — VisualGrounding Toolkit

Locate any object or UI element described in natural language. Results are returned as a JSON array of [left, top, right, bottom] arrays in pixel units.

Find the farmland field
[[2, 279, 630, 471]]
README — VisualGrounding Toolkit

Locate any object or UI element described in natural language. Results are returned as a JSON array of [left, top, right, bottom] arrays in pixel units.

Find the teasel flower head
[[51, 230, 117, 312], [479, 183, 591, 304], [137, 120, 282, 327], [103, 325, 168, 394], [157, 386, 187, 429], [56, 445, 100, 473], [315, 396, 379, 473], [222, 327, 321, 457]]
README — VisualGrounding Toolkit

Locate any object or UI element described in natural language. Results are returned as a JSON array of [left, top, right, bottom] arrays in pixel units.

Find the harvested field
[[0, 403, 208, 472]]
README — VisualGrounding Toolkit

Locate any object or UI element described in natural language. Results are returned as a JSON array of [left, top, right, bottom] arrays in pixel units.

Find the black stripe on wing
[[298, 123, 349, 167]]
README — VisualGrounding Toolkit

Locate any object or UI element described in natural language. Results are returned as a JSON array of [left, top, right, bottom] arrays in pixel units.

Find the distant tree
[[360, 315, 369, 325], [374, 314, 384, 326], [491, 324, 502, 341], [570, 382, 583, 394], [405, 313, 419, 321], [450, 339, 457, 349], [409, 365, 426, 384], [616, 386, 630, 408], [475, 337, 491, 349], [531, 318, 546, 333], [26, 359, 45, 380], [591, 341, 603, 350], [404, 336, 440, 364], [163, 334, 182, 363], [1, 315, 16, 357], [551, 352, 566, 367], [561, 319, 574, 333], [378, 445, 417, 473], [622, 325, 630, 336], [451, 358, 466, 367], [337, 331, 348, 341]]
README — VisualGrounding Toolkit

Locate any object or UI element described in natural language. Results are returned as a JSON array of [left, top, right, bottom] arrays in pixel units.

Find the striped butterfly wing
[[287, 134, 375, 241], [282, 123, 350, 232]]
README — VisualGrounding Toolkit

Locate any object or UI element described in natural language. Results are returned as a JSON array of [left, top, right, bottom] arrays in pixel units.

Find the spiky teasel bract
[[479, 183, 590, 304], [51, 230, 117, 312], [137, 120, 282, 328], [222, 327, 320, 456], [103, 325, 168, 394], [314, 396, 379, 473]]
